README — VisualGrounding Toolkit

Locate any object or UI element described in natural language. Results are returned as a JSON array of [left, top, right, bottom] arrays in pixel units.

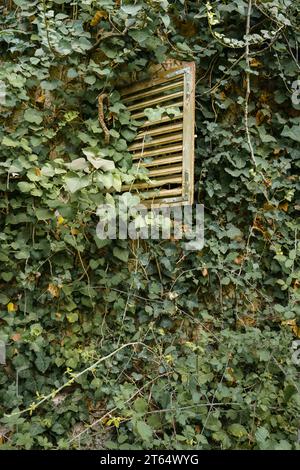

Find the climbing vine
[[0, 0, 299, 450]]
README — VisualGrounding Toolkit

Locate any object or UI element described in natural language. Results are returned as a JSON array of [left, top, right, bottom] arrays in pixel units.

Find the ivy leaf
[[17, 182, 35, 193], [129, 30, 149, 42], [255, 426, 269, 443], [161, 15, 170, 28], [134, 398, 148, 413], [65, 158, 89, 171], [113, 247, 129, 263], [83, 149, 115, 171], [136, 420, 153, 442], [144, 107, 164, 121], [228, 423, 248, 438], [66, 312, 79, 323], [281, 125, 300, 143], [2, 136, 18, 147], [121, 5, 142, 16], [24, 108, 43, 125], [64, 175, 90, 193], [35, 354, 51, 373], [0, 293, 9, 305]]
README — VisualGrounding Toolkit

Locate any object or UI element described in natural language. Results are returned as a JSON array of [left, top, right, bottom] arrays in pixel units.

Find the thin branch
[[88, 27, 128, 53], [5, 342, 148, 418], [67, 372, 171, 444]]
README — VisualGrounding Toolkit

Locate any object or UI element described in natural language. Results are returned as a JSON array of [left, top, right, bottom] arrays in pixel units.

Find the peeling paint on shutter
[[120, 62, 195, 207]]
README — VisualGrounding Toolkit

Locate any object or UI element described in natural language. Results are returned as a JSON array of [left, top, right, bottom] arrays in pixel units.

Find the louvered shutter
[[120, 62, 195, 207]]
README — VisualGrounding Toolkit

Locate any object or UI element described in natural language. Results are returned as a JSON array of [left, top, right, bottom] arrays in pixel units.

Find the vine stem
[[5, 342, 148, 418], [245, 0, 257, 167], [67, 372, 171, 445]]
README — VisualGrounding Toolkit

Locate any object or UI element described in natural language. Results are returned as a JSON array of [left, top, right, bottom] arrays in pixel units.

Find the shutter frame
[[120, 62, 196, 207]]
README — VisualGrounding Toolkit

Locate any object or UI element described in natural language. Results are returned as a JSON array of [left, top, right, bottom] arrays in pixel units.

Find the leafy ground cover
[[0, 0, 299, 449]]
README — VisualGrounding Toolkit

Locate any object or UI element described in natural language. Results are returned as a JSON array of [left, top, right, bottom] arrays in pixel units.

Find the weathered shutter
[[120, 62, 195, 207]]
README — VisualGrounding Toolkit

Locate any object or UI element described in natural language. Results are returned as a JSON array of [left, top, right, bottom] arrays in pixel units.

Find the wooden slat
[[122, 80, 183, 103], [148, 165, 182, 177], [139, 154, 182, 167], [122, 176, 182, 191], [135, 122, 183, 139], [141, 188, 183, 200], [127, 91, 183, 112], [120, 68, 186, 97], [129, 133, 183, 151], [136, 113, 183, 127], [132, 144, 182, 160], [131, 101, 183, 120], [181, 62, 195, 205]]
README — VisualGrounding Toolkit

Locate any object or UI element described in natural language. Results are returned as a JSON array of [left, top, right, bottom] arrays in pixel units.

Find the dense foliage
[[0, 0, 299, 450]]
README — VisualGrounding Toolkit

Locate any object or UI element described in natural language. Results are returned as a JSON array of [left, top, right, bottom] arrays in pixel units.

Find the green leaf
[[7, 73, 26, 88], [64, 175, 90, 193], [35, 209, 53, 221], [35, 354, 51, 373], [136, 420, 153, 442], [255, 426, 269, 443], [65, 158, 89, 171], [129, 30, 149, 43], [66, 312, 79, 323], [274, 440, 292, 450], [281, 125, 300, 143], [134, 398, 148, 413], [83, 149, 115, 171], [24, 108, 43, 125], [228, 423, 248, 438], [121, 5, 142, 16], [161, 15, 170, 28], [17, 182, 35, 193], [143, 107, 164, 121], [2, 136, 18, 147], [113, 247, 129, 263], [0, 293, 9, 305]]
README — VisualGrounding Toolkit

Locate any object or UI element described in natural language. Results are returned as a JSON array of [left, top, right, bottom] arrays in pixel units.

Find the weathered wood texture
[[120, 62, 196, 207]]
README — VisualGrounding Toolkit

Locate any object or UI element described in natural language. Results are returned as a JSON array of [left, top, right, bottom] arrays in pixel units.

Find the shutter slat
[[129, 133, 183, 151], [127, 91, 184, 112], [139, 154, 182, 167], [148, 165, 182, 177], [122, 80, 183, 103], [141, 188, 183, 200], [122, 176, 182, 191], [120, 69, 186, 97], [136, 122, 183, 139], [131, 101, 183, 120], [137, 114, 183, 127], [132, 144, 183, 160]]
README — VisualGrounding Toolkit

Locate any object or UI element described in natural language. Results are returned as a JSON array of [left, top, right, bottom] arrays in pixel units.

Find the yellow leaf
[[47, 284, 60, 298], [57, 215, 64, 225], [281, 319, 300, 337], [7, 302, 16, 313], [250, 58, 262, 67], [202, 268, 208, 277], [90, 10, 108, 26], [36, 94, 45, 104], [279, 202, 289, 212]]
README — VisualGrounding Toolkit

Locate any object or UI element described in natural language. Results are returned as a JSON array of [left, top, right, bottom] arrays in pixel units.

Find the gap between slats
[[129, 133, 183, 151], [121, 175, 182, 191], [132, 144, 182, 160], [122, 80, 183, 103]]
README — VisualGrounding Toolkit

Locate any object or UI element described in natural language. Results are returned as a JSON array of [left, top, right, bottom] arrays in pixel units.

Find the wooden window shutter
[[120, 62, 195, 207]]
